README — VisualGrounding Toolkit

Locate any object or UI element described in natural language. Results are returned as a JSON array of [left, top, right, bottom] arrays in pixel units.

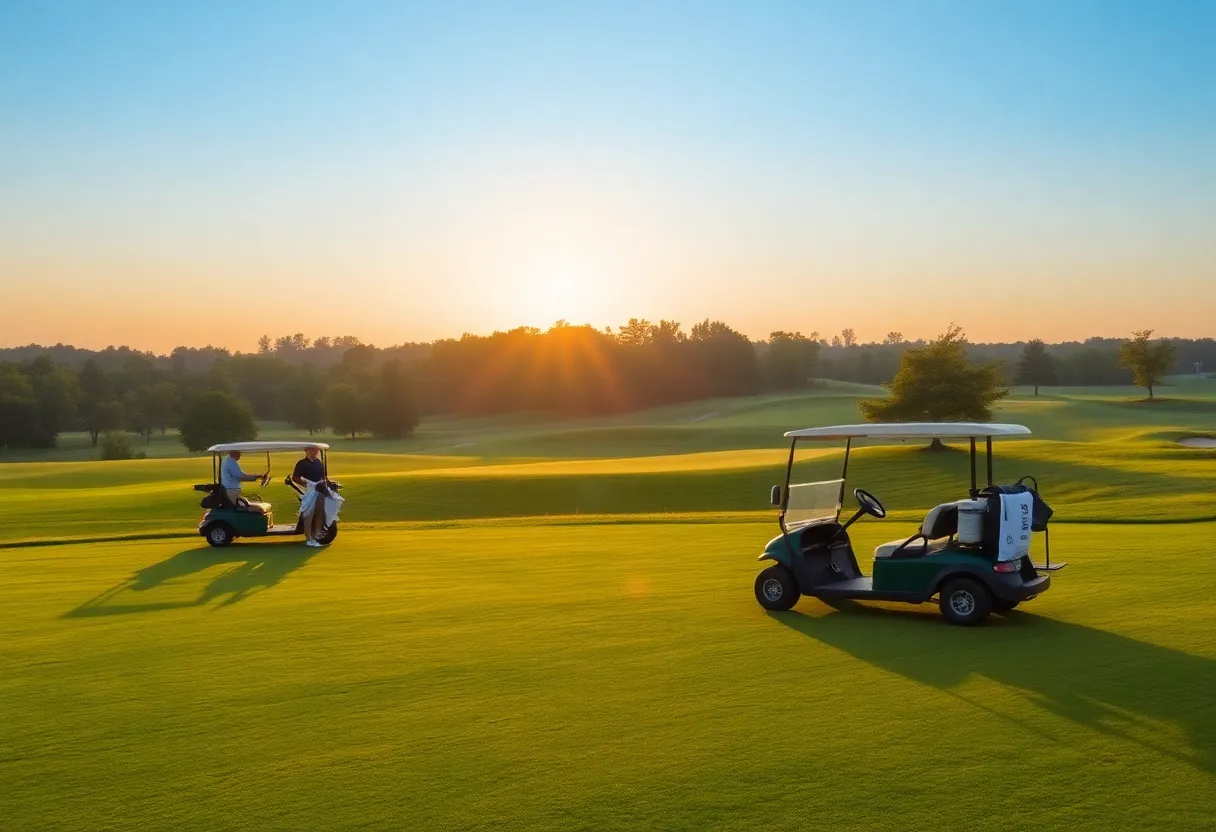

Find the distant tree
[[142, 381, 180, 435], [840, 328, 857, 348], [831, 335, 843, 348], [95, 400, 128, 435], [323, 383, 368, 438], [25, 358, 79, 442], [859, 325, 1008, 449], [0, 366, 40, 451], [764, 331, 821, 390], [279, 366, 326, 435], [257, 335, 272, 354], [883, 332, 905, 345], [1118, 330, 1177, 400], [77, 359, 113, 446], [1014, 340, 1058, 395], [274, 333, 311, 354], [370, 360, 420, 438], [312, 336, 332, 350], [178, 391, 257, 452], [616, 318, 653, 347], [332, 335, 363, 349]]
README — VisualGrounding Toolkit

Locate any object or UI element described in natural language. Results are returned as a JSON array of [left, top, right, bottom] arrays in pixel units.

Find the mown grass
[[2, 383, 1214, 829], [3, 524, 1213, 831]]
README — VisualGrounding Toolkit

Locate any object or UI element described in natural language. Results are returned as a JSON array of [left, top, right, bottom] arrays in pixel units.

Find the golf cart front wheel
[[938, 578, 992, 626], [205, 524, 234, 548], [755, 565, 800, 611], [316, 522, 338, 545]]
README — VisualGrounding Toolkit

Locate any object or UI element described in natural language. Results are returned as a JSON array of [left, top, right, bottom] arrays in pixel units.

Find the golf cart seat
[[233, 497, 272, 514], [873, 501, 962, 559]]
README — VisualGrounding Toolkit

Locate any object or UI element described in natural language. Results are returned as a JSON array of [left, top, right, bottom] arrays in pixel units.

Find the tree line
[[0, 322, 1197, 452]]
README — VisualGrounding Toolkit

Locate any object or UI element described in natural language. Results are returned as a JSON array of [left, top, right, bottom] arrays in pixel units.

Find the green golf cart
[[194, 441, 342, 547], [754, 423, 1064, 625]]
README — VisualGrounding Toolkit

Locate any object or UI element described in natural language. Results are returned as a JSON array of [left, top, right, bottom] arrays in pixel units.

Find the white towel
[[299, 479, 345, 528], [997, 491, 1034, 561]]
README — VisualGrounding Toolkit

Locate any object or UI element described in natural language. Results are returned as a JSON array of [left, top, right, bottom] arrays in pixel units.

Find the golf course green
[[3, 383, 1214, 830]]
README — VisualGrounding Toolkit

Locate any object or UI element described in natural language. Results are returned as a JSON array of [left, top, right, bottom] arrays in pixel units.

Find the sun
[[512, 258, 607, 328]]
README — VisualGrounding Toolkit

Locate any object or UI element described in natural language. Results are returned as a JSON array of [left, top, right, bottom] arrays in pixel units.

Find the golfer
[[221, 450, 265, 505], [292, 446, 328, 545]]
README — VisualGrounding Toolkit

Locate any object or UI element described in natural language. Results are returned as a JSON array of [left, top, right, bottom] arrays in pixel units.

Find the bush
[[99, 431, 135, 461]]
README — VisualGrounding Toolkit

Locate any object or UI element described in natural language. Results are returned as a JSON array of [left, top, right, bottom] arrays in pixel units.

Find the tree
[[142, 381, 180, 435], [840, 328, 857, 348], [25, 358, 78, 444], [257, 335, 272, 354], [0, 366, 40, 451], [859, 325, 1008, 449], [764, 332, 821, 391], [1014, 340, 1058, 396], [883, 332, 905, 345], [78, 359, 113, 446], [95, 400, 128, 435], [370, 360, 420, 438], [1118, 330, 1176, 400], [279, 367, 326, 435], [323, 383, 368, 438], [178, 391, 258, 452]]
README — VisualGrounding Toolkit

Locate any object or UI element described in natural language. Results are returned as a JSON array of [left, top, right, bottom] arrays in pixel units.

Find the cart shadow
[[771, 603, 1216, 772], [64, 541, 320, 618]]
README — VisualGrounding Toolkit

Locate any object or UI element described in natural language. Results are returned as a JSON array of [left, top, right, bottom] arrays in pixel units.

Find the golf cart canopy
[[206, 441, 331, 453], [784, 423, 1031, 440]]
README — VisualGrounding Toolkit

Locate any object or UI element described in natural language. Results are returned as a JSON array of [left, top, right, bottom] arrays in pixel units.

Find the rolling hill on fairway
[[1, 383, 1214, 544], [4, 382, 1215, 831]]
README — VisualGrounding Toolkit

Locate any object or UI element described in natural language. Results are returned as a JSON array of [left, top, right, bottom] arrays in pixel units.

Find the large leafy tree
[[1117, 330, 1176, 400], [278, 365, 327, 435], [323, 383, 369, 439], [77, 359, 113, 446], [1014, 339, 1058, 395], [370, 360, 420, 438], [178, 391, 257, 452], [859, 325, 1008, 448]]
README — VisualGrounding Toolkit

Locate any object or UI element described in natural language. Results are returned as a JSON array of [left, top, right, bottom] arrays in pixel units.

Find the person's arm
[[291, 459, 306, 486]]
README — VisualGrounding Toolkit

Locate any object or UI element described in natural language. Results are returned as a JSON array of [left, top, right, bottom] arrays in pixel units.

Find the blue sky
[[2, 0, 1213, 351]]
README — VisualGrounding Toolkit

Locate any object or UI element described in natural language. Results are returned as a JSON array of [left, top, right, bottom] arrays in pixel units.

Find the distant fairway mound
[[1179, 436, 1216, 448]]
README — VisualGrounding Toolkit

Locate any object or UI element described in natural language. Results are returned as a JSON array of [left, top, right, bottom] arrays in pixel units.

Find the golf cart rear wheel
[[992, 598, 1020, 612], [316, 522, 338, 545], [938, 578, 992, 626], [755, 565, 800, 611], [205, 523, 234, 548]]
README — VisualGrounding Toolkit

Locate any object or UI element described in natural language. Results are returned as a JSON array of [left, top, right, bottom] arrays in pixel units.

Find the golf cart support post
[[757, 422, 1064, 626]]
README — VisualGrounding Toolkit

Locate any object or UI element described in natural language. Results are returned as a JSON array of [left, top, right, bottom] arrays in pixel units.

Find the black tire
[[992, 597, 1020, 612], [316, 522, 338, 545], [755, 565, 800, 611], [204, 523, 234, 548], [938, 577, 992, 626]]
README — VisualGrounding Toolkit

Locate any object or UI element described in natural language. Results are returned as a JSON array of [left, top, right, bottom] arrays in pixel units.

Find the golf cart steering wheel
[[854, 488, 886, 519]]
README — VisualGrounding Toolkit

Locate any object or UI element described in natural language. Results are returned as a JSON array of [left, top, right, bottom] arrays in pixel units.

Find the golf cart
[[754, 423, 1064, 625], [194, 441, 342, 547]]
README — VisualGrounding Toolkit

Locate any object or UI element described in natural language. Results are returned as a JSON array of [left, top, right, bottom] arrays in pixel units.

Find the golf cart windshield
[[784, 479, 843, 528]]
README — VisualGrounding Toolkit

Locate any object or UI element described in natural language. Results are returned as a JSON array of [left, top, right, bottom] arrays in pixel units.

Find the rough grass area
[[3, 524, 1213, 831]]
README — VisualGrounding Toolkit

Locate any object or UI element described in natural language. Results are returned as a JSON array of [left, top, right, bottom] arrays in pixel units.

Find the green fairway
[[3, 384, 1215, 829], [4, 524, 1213, 831]]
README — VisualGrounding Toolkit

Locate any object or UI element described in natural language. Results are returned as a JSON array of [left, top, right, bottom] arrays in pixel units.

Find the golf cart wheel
[[755, 565, 800, 611], [938, 578, 992, 626], [205, 523, 234, 548], [992, 598, 1020, 612], [316, 522, 338, 545]]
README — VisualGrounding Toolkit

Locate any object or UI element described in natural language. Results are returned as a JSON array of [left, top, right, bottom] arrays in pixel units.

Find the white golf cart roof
[[784, 422, 1031, 440], [206, 441, 330, 453]]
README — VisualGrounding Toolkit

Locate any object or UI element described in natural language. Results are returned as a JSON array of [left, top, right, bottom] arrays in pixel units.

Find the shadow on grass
[[771, 603, 1216, 772], [64, 541, 319, 618]]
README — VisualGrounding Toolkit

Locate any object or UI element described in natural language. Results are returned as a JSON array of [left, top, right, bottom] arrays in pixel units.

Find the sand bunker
[[1178, 437, 1216, 448]]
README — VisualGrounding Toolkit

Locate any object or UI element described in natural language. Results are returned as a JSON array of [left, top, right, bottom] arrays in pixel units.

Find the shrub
[[99, 431, 135, 461]]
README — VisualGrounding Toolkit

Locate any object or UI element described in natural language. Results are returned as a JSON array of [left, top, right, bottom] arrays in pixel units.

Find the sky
[[2, 0, 1214, 353]]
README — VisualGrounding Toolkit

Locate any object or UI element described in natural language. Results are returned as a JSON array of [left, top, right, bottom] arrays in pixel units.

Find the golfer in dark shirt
[[292, 446, 327, 544]]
